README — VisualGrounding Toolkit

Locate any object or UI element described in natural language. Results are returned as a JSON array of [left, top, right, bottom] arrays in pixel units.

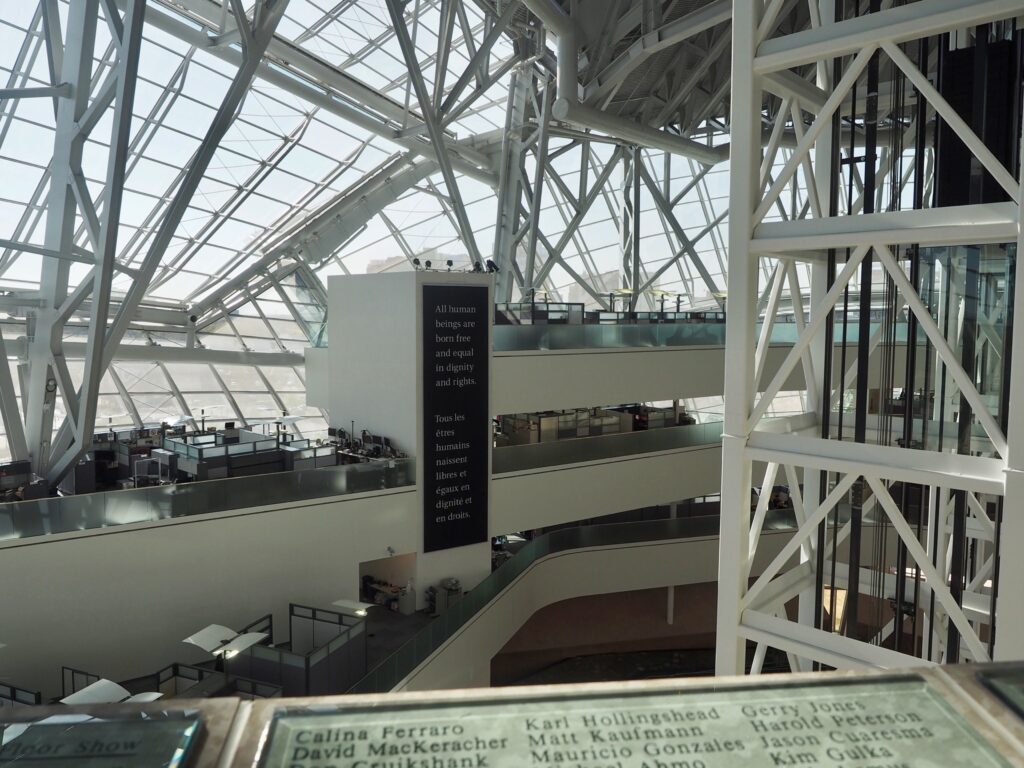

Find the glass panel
[[491, 320, 912, 352], [0, 460, 416, 542], [492, 422, 725, 474], [0, 715, 200, 767]]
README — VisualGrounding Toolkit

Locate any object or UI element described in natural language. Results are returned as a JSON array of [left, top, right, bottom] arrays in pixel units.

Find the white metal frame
[[718, 0, 1024, 674]]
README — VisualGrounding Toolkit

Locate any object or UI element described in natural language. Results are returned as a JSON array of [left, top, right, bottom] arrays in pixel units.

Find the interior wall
[[327, 273, 419, 452], [491, 583, 720, 685], [395, 530, 796, 692], [0, 436, 723, 698], [0, 488, 419, 700], [491, 445, 723, 533], [304, 347, 330, 409], [491, 343, 917, 415], [417, 543, 493, 606]]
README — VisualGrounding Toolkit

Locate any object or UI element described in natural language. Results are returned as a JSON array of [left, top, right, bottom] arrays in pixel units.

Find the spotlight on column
[[472, 261, 483, 272], [485, 259, 499, 273]]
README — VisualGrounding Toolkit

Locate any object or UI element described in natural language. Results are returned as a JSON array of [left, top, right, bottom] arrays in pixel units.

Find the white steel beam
[[386, 0, 485, 270], [50, 0, 147, 485], [25, 0, 101, 475], [746, 433, 1006, 496], [583, 0, 730, 105], [137, 0, 496, 184], [43, 0, 291, 484], [755, 0, 1024, 74], [996, 119, 1024, 661], [739, 610, 935, 670], [520, 0, 728, 163], [715, 1, 761, 677], [0, 326, 27, 461], [751, 203, 1019, 253]]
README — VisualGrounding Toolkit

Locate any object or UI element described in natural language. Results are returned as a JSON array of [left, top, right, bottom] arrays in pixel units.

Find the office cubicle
[[0, 682, 41, 708], [225, 604, 366, 697], [138, 663, 282, 700], [62, 660, 282, 703], [61, 666, 100, 700]]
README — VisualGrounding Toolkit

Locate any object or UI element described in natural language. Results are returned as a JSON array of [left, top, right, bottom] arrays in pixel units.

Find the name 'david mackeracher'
[[285, 724, 507, 767]]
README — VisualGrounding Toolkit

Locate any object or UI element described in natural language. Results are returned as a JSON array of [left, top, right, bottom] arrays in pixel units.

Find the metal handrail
[[347, 514, 791, 694]]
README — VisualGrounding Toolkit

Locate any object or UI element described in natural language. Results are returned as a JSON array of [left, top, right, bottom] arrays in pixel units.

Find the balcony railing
[[0, 459, 415, 544]]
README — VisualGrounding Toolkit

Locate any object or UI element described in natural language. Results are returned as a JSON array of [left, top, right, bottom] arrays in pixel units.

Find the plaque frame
[[233, 665, 1024, 766], [941, 661, 1024, 747], [0, 697, 238, 768]]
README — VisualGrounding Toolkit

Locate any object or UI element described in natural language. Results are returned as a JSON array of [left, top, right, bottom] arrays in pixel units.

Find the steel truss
[[2, 0, 294, 481], [718, 0, 1024, 675], [0, 0, 747, 479]]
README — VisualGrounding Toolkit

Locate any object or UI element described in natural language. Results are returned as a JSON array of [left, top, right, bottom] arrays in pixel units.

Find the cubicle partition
[[141, 663, 282, 700], [0, 682, 41, 708], [225, 605, 366, 697], [280, 443, 337, 471], [61, 666, 100, 700]]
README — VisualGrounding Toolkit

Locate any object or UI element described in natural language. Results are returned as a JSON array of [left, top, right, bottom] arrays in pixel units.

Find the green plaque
[[0, 716, 199, 767], [260, 677, 1012, 767]]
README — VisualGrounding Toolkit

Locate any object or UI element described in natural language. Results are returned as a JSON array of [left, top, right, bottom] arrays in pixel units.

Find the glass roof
[[0, 0, 772, 458]]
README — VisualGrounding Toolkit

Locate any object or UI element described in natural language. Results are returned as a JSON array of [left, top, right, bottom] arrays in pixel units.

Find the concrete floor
[[364, 606, 435, 670]]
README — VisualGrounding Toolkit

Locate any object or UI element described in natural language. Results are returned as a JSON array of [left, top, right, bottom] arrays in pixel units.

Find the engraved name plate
[[0, 716, 200, 767], [259, 676, 1012, 767]]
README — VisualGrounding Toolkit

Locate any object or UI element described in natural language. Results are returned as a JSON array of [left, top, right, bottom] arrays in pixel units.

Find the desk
[[366, 582, 401, 610]]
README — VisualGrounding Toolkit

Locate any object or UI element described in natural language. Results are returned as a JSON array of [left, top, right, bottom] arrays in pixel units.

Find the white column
[[994, 116, 1024, 660], [715, 2, 762, 676]]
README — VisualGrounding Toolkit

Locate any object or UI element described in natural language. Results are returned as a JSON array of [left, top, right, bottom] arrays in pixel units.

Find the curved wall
[[396, 529, 795, 691]]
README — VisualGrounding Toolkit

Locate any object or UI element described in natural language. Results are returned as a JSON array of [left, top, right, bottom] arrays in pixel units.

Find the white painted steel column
[[995, 116, 1024, 661], [716, 2, 762, 676], [793, 0, 837, 673]]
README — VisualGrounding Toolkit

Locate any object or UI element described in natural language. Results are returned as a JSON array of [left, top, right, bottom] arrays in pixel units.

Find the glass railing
[[493, 321, 910, 352], [0, 459, 416, 543], [492, 422, 724, 474], [349, 513, 798, 694], [311, 320, 911, 351], [492, 322, 727, 351]]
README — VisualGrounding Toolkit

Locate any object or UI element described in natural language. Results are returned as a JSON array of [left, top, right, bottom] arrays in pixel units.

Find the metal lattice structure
[[0, 0, 745, 479], [2, 0, 1020, 669], [718, 0, 1024, 674]]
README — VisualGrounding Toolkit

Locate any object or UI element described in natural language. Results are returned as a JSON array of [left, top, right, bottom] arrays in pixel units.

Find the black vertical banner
[[422, 284, 490, 552]]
